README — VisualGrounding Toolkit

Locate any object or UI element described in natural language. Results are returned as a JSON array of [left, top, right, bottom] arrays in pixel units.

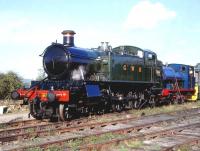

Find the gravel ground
[[0, 111, 33, 123], [0, 100, 31, 123]]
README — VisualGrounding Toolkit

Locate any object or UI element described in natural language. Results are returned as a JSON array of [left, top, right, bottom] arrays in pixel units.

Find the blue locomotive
[[11, 30, 196, 121], [162, 64, 195, 103]]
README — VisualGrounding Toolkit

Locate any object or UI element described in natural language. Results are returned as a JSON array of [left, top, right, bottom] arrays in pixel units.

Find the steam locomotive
[[11, 30, 196, 121]]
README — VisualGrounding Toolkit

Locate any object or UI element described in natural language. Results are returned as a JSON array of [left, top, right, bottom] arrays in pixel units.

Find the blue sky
[[0, 0, 200, 79]]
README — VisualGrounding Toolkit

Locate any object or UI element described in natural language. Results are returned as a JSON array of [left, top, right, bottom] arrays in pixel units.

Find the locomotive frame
[[11, 30, 196, 121]]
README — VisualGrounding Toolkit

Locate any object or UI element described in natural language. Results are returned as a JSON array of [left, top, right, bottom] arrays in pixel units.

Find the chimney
[[61, 30, 76, 46]]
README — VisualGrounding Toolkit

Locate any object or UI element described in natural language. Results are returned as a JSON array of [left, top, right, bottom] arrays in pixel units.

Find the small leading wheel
[[59, 104, 72, 121], [28, 100, 42, 120]]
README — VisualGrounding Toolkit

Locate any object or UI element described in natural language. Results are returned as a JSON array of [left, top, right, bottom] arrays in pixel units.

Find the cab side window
[[147, 53, 155, 60]]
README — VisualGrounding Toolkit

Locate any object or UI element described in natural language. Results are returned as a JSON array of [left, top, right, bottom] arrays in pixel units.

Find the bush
[[0, 71, 23, 99]]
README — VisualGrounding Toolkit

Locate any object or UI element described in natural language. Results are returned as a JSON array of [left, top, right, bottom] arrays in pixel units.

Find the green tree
[[0, 71, 23, 99]]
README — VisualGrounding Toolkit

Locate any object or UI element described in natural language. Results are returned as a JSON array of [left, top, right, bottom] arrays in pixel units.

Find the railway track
[[0, 105, 199, 130], [0, 106, 199, 142], [78, 122, 200, 151], [0, 119, 48, 130], [0, 110, 138, 137], [0, 110, 140, 144], [0, 110, 132, 130], [1, 107, 200, 150]]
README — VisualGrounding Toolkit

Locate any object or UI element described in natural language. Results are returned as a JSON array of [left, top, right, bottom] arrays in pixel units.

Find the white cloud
[[124, 1, 176, 30]]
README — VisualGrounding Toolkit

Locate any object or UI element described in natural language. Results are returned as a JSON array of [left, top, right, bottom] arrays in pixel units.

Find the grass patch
[[124, 140, 144, 148], [65, 138, 84, 150], [46, 145, 62, 151], [65, 132, 125, 150], [113, 140, 144, 151], [114, 139, 162, 151], [26, 146, 43, 151], [86, 132, 124, 144], [0, 123, 6, 129], [118, 145, 129, 151], [93, 115, 120, 123], [25, 127, 35, 133], [128, 101, 200, 117], [175, 144, 200, 151], [176, 145, 192, 151]]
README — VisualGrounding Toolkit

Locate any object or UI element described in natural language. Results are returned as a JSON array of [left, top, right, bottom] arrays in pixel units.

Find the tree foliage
[[0, 71, 23, 99]]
